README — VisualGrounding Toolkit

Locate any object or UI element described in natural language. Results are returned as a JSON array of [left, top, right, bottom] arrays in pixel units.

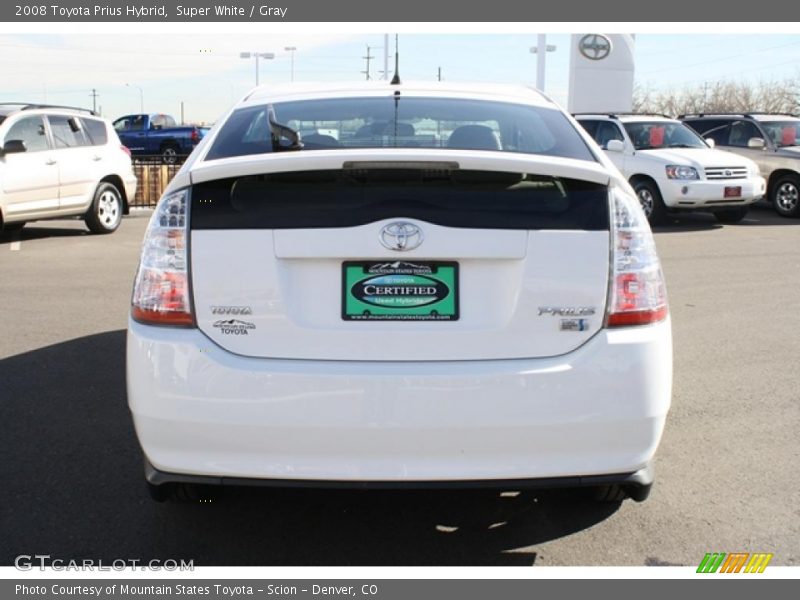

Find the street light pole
[[529, 35, 557, 92], [240, 51, 275, 87], [126, 83, 143, 112], [284, 46, 297, 82]]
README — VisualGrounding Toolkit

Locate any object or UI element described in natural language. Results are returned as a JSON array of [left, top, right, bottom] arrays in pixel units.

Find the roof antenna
[[390, 34, 401, 85]]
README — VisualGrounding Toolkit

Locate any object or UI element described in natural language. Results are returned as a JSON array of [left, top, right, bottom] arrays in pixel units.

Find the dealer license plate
[[342, 261, 459, 321], [724, 186, 742, 198]]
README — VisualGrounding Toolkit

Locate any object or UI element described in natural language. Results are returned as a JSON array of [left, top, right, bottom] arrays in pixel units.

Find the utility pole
[[530, 35, 556, 92], [362, 45, 375, 81], [383, 34, 389, 80], [240, 52, 275, 87], [285, 46, 297, 82], [89, 88, 99, 113]]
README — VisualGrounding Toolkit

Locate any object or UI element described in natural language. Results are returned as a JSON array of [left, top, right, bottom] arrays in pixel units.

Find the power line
[[644, 40, 800, 75], [641, 57, 800, 89]]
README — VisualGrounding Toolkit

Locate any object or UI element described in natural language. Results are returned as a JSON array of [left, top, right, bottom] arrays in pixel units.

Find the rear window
[[82, 118, 108, 145], [151, 114, 176, 129], [190, 168, 609, 231], [760, 121, 800, 147], [205, 96, 596, 162], [48, 115, 90, 149]]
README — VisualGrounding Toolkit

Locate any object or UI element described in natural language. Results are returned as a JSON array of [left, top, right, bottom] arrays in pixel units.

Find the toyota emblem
[[379, 222, 424, 252]]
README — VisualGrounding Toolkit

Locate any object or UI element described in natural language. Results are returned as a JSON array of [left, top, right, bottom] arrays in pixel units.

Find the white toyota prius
[[126, 82, 672, 503]]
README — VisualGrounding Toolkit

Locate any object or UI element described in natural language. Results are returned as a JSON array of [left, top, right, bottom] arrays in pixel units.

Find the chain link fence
[[131, 156, 186, 208]]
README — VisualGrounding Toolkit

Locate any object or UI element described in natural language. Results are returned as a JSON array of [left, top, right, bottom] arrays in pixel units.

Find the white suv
[[576, 114, 766, 224], [127, 83, 672, 503], [0, 104, 137, 233]]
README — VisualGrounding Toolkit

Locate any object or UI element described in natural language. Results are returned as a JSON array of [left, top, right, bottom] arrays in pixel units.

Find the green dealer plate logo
[[342, 261, 459, 321]]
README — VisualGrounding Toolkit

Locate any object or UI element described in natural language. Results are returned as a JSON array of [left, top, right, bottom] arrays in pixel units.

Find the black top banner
[[2, 0, 796, 22]]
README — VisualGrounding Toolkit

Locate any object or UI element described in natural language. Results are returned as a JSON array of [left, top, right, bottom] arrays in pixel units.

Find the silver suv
[[0, 103, 137, 233], [681, 113, 800, 218]]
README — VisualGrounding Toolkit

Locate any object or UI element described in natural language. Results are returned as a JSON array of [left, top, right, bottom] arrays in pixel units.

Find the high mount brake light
[[131, 189, 194, 327], [606, 188, 668, 328]]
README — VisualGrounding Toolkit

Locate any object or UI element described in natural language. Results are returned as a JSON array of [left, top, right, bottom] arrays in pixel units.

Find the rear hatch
[[189, 151, 611, 361]]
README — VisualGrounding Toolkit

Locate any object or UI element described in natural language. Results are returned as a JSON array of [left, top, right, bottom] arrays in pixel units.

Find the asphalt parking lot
[[1, 206, 798, 567]]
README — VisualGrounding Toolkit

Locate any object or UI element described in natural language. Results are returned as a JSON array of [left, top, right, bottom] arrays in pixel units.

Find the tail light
[[131, 189, 194, 327], [606, 188, 668, 327], [120, 145, 131, 157], [190, 129, 199, 144]]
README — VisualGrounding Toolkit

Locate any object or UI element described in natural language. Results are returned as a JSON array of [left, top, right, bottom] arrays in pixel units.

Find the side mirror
[[748, 137, 766, 149], [705, 138, 715, 148], [0, 139, 27, 155], [605, 139, 625, 153]]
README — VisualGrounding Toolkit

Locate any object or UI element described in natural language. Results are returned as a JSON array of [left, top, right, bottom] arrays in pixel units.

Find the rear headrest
[[301, 133, 340, 147], [447, 125, 500, 150], [353, 121, 415, 138], [394, 122, 415, 137]]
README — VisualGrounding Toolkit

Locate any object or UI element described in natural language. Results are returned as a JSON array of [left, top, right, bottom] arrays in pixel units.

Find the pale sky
[[2, 33, 799, 123]]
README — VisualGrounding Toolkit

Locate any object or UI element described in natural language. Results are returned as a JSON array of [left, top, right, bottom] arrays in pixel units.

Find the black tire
[[593, 484, 628, 503], [632, 179, 668, 225], [592, 482, 652, 503], [85, 182, 123, 234], [160, 143, 180, 164], [2, 221, 25, 232], [714, 207, 749, 224], [770, 174, 800, 217], [146, 481, 173, 502], [146, 481, 212, 503]]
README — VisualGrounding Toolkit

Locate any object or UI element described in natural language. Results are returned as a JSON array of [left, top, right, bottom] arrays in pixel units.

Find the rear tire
[[632, 179, 668, 225], [593, 484, 628, 503], [770, 174, 800, 217], [2, 221, 25, 232], [161, 144, 180, 165], [85, 182, 123, 234], [146, 481, 212, 503], [146, 481, 173, 502], [714, 207, 749, 224], [592, 482, 652, 503]]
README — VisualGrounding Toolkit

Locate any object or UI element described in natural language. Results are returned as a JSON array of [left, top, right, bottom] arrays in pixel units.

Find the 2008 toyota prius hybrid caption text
[[126, 82, 672, 503]]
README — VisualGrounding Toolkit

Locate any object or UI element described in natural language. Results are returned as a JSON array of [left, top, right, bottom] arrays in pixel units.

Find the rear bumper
[[122, 175, 137, 208], [144, 458, 655, 500], [661, 176, 766, 207], [126, 318, 672, 483]]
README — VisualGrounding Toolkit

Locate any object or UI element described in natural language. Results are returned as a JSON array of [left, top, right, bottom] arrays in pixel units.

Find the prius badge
[[379, 222, 424, 252]]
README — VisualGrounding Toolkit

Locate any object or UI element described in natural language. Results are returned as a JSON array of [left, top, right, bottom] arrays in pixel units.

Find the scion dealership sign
[[578, 34, 612, 60]]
